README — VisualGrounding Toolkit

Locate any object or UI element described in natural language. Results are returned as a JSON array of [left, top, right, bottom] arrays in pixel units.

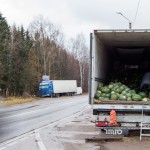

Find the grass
[[0, 96, 41, 105]]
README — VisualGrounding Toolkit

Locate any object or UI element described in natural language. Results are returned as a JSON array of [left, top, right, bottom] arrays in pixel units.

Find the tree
[[68, 33, 89, 92], [7, 25, 33, 96], [0, 13, 89, 96], [29, 15, 63, 77], [0, 12, 10, 95]]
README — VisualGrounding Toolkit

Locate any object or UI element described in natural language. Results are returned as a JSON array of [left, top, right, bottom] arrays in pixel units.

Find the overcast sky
[[0, 0, 149, 45]]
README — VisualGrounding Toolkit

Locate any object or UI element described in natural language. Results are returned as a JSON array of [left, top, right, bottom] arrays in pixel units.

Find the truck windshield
[[39, 85, 49, 89]]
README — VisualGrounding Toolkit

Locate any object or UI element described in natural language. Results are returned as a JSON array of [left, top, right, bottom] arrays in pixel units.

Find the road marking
[[0, 132, 33, 148], [35, 131, 47, 150], [0, 147, 6, 150], [7, 141, 18, 146], [0, 101, 87, 120], [0, 105, 90, 149], [35, 105, 90, 131]]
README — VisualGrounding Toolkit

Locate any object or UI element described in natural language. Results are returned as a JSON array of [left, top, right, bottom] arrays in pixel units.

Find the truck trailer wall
[[53, 80, 77, 93], [91, 32, 110, 103]]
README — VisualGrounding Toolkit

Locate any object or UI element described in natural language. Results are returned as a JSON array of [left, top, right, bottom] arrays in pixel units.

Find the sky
[[0, 0, 149, 46]]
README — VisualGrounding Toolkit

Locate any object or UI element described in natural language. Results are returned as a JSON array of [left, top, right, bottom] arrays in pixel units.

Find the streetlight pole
[[116, 11, 132, 29]]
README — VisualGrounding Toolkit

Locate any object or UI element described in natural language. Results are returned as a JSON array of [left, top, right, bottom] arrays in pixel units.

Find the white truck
[[39, 79, 77, 97], [89, 29, 150, 135]]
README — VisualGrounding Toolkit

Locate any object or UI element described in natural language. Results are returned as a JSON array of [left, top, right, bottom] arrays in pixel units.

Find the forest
[[0, 13, 89, 96]]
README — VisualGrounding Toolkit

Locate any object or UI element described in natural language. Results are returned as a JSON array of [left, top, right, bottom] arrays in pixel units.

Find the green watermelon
[[142, 97, 150, 102], [101, 86, 110, 93], [132, 94, 142, 101], [126, 93, 132, 97], [108, 84, 114, 89], [127, 97, 132, 101], [98, 97, 104, 100], [116, 88, 122, 94], [111, 94, 119, 100], [105, 93, 111, 98], [138, 92, 147, 98], [95, 91, 101, 99], [119, 95, 127, 101]]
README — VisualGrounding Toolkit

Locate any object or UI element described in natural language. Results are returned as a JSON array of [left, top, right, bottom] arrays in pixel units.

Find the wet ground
[[0, 107, 150, 150], [37, 109, 150, 150], [48, 109, 150, 150]]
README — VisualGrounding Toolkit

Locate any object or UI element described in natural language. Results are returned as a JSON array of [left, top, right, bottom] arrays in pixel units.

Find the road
[[0, 95, 89, 143]]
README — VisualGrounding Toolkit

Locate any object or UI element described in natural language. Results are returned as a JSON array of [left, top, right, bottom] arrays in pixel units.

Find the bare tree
[[28, 15, 63, 76], [68, 33, 89, 90]]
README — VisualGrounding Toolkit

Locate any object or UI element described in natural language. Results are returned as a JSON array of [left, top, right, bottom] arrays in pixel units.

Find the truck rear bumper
[[92, 104, 150, 114], [92, 104, 150, 125]]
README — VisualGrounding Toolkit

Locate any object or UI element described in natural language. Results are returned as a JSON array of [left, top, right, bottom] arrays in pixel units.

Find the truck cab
[[38, 80, 53, 97]]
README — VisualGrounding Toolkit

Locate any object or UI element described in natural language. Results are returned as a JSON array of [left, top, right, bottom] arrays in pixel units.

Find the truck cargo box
[[53, 80, 77, 94], [89, 29, 150, 120]]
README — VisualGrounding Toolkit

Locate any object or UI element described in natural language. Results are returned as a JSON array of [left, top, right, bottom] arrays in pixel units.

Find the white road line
[[35, 105, 90, 131], [19, 136, 28, 142], [7, 141, 18, 146], [0, 105, 90, 148], [0, 132, 33, 147], [0, 101, 86, 120], [0, 107, 50, 120], [35, 131, 47, 150], [0, 147, 6, 150]]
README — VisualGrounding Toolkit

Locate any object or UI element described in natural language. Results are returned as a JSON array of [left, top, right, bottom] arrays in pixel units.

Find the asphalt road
[[0, 95, 89, 143]]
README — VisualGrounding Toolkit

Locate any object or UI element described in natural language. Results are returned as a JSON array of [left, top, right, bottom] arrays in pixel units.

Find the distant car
[[140, 72, 150, 92]]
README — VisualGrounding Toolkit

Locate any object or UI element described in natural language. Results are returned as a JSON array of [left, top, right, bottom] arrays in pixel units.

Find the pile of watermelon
[[95, 82, 150, 102]]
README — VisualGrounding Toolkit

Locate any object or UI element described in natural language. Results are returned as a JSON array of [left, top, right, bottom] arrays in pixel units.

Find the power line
[[133, 0, 141, 26]]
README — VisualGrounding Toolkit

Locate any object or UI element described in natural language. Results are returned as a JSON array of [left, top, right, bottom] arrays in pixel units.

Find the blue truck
[[38, 79, 77, 97]]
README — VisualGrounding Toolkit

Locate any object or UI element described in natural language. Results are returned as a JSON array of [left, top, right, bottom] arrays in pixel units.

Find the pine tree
[[0, 12, 10, 95], [8, 26, 33, 96]]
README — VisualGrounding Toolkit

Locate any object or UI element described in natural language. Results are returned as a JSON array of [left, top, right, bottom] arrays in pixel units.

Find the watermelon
[[121, 90, 127, 95], [142, 97, 150, 102], [95, 91, 101, 99], [127, 97, 132, 101], [126, 93, 132, 97], [101, 86, 110, 93], [101, 93, 106, 97], [111, 94, 119, 100], [125, 88, 130, 92], [116, 88, 122, 94], [111, 91, 115, 94], [120, 86, 125, 91], [105, 93, 111, 98], [98, 97, 104, 100], [132, 94, 142, 101], [94, 80, 148, 102], [130, 90, 136, 94], [138, 92, 147, 98], [103, 97, 110, 100], [119, 95, 127, 101], [98, 83, 103, 90]]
